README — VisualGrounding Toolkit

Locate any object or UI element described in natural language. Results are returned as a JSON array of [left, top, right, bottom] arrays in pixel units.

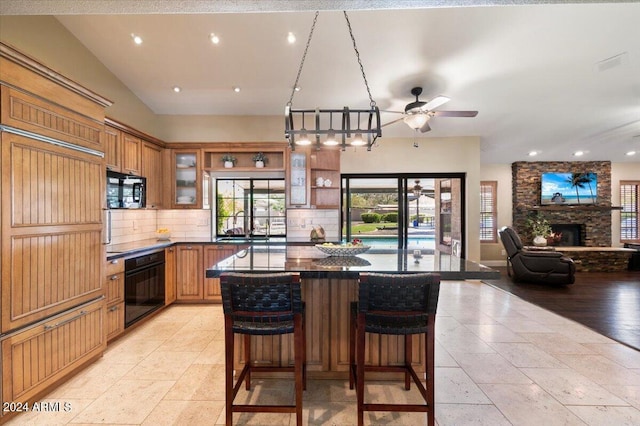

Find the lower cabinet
[[176, 244, 204, 301], [203, 245, 239, 302], [1, 298, 105, 406], [104, 257, 125, 342], [165, 246, 177, 305], [176, 244, 244, 302], [105, 302, 125, 341]]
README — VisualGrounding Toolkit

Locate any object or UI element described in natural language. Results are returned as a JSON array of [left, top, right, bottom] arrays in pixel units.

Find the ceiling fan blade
[[380, 109, 405, 114], [381, 117, 405, 127], [423, 95, 450, 111], [419, 121, 432, 133], [432, 110, 478, 117]]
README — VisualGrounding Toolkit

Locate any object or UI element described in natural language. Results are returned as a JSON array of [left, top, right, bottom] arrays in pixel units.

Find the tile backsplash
[[108, 209, 211, 245]]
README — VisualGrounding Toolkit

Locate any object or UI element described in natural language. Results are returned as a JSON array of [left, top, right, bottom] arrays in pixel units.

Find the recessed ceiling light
[[573, 150, 585, 157], [173, 86, 181, 93], [131, 33, 143, 45], [287, 32, 296, 44], [210, 33, 220, 44], [528, 151, 538, 157], [233, 86, 241, 93], [626, 151, 637, 156]]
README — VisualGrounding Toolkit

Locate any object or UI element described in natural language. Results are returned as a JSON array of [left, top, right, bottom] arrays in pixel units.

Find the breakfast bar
[[206, 244, 499, 378]]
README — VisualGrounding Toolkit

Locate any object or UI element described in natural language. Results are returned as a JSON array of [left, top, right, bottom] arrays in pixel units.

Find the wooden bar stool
[[349, 272, 440, 426], [220, 272, 306, 425]]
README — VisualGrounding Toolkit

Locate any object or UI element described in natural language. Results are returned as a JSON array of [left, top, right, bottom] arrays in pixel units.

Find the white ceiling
[[4, 1, 640, 163]]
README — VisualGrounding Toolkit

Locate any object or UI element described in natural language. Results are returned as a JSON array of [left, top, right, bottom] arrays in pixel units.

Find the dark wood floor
[[483, 268, 640, 351]]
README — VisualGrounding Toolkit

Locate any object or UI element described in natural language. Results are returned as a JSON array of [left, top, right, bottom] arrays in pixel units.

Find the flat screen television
[[540, 172, 597, 205]]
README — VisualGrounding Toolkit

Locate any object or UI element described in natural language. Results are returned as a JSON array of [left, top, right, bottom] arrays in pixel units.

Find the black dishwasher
[[125, 251, 165, 327]]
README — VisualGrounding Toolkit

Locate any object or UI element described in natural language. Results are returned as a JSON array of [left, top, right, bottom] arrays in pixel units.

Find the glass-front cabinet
[[172, 150, 202, 208], [288, 150, 308, 207]]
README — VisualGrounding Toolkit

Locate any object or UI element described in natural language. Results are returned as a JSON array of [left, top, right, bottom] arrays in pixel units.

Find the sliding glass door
[[342, 174, 465, 255]]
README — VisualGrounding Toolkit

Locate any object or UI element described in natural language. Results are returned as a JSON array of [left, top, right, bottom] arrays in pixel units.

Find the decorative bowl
[[315, 244, 370, 257], [156, 231, 171, 240]]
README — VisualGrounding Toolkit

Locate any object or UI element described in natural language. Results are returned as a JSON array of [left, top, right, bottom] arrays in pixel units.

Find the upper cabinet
[[141, 141, 164, 208], [287, 148, 340, 209], [121, 132, 141, 175], [287, 149, 309, 208], [172, 149, 202, 208], [104, 125, 122, 172]]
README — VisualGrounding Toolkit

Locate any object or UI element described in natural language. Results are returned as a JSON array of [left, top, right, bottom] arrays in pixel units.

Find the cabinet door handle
[[110, 275, 119, 280], [108, 305, 119, 312], [44, 310, 88, 331], [187, 246, 192, 250], [111, 259, 119, 264], [169, 247, 174, 252]]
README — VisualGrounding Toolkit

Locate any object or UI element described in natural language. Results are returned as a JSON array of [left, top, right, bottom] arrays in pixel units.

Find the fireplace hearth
[[551, 224, 582, 246]]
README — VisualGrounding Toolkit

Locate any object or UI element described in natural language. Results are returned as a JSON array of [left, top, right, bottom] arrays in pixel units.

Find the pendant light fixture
[[285, 11, 381, 151]]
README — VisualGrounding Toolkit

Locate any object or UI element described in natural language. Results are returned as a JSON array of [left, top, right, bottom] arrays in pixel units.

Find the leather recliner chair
[[499, 226, 576, 285]]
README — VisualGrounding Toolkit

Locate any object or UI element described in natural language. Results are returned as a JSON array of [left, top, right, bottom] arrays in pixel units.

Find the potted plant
[[221, 154, 236, 168], [252, 152, 267, 168], [527, 215, 552, 246]]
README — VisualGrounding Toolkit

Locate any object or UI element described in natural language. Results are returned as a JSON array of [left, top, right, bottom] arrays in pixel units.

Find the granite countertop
[[205, 244, 500, 280], [105, 237, 313, 260]]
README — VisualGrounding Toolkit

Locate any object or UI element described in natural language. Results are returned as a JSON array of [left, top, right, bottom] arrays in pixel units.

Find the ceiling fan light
[[403, 113, 430, 130], [350, 133, 366, 146]]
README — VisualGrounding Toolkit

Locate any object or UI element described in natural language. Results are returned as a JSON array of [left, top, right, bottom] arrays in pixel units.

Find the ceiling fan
[[382, 87, 478, 133]]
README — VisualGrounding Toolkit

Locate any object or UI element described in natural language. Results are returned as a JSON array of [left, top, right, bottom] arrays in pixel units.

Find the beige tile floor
[[7, 280, 640, 425]]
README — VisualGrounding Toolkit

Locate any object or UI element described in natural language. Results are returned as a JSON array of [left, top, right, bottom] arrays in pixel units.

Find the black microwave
[[106, 170, 146, 209]]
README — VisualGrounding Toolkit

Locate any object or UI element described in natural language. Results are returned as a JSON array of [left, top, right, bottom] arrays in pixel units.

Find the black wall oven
[[124, 251, 165, 327]]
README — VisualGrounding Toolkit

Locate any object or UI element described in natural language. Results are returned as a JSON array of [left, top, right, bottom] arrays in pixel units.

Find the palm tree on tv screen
[[567, 173, 595, 203]]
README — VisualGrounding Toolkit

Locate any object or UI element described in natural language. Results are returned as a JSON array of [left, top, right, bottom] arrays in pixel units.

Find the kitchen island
[[206, 244, 499, 378]]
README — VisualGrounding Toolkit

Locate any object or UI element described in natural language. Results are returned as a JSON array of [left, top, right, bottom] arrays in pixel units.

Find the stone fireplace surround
[[512, 161, 613, 247], [511, 161, 635, 272]]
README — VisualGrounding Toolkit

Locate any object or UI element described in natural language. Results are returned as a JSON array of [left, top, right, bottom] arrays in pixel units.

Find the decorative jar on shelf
[[533, 235, 548, 247]]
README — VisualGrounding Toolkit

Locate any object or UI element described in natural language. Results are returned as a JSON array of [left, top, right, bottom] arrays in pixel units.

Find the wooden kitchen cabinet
[[1, 298, 106, 409], [165, 246, 177, 305], [176, 244, 204, 300], [0, 131, 105, 333], [141, 140, 164, 208], [287, 148, 310, 208], [172, 149, 202, 208], [203, 245, 241, 301], [104, 125, 122, 172], [121, 132, 141, 175], [175, 244, 243, 302], [104, 257, 125, 342], [1, 42, 110, 423]]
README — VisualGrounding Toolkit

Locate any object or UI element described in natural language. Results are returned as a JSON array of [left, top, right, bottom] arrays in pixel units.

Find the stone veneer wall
[[512, 161, 612, 247]]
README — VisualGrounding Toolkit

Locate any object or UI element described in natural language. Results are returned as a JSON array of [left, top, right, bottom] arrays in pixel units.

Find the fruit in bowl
[[156, 228, 171, 240]]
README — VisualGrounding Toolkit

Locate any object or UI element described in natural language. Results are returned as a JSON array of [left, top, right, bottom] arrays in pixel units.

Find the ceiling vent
[[595, 52, 628, 72]]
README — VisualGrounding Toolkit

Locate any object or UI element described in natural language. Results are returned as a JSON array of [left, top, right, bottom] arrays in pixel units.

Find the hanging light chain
[[343, 11, 376, 108], [287, 11, 319, 106]]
